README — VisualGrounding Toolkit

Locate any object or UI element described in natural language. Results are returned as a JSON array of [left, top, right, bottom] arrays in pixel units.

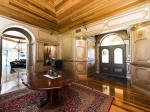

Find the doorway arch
[[99, 34, 127, 78], [100, 34, 125, 46], [0, 26, 35, 89]]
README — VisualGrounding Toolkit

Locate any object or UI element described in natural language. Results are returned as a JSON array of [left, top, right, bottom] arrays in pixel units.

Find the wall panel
[[131, 21, 150, 97]]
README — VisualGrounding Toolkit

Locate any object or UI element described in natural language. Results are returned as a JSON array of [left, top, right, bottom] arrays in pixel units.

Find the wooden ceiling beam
[[58, 0, 121, 29], [54, 0, 63, 7], [57, 0, 122, 23], [25, 0, 56, 17], [44, 0, 55, 11], [48, 0, 55, 5], [56, 0, 85, 15], [2, 37, 27, 43], [55, 0, 68, 10], [2, 34, 26, 40], [0, 4, 58, 31], [9, 0, 57, 24], [2, 37, 18, 43]]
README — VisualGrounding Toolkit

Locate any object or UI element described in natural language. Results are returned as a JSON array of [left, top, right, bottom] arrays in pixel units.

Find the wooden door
[[100, 45, 126, 77]]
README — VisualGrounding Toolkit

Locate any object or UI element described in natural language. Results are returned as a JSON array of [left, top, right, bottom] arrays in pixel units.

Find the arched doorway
[[100, 34, 126, 77], [0, 26, 34, 92], [2, 30, 27, 85]]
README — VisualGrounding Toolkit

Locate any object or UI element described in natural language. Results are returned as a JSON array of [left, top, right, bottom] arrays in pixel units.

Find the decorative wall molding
[[75, 62, 86, 73], [61, 30, 74, 60], [87, 60, 95, 75], [131, 66, 150, 97], [134, 39, 150, 61], [38, 30, 59, 43], [130, 21, 150, 97], [63, 61, 74, 73], [87, 40, 95, 60], [74, 4, 150, 37], [75, 40, 86, 61]]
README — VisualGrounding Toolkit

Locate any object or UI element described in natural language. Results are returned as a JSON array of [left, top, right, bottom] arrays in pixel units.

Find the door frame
[[97, 31, 129, 78], [100, 44, 126, 77], [0, 26, 35, 90]]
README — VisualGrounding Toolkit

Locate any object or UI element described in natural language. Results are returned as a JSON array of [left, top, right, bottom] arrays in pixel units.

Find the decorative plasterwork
[[134, 39, 150, 61], [132, 66, 150, 91], [75, 62, 86, 73], [38, 30, 59, 44], [74, 4, 150, 37], [107, 7, 149, 27]]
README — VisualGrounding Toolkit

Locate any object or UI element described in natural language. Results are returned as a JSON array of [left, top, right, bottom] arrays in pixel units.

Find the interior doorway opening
[[100, 34, 126, 78], [0, 26, 34, 94], [2, 31, 27, 84]]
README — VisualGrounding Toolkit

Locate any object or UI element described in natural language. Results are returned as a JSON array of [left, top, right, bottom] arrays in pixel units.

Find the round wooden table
[[26, 71, 78, 107]]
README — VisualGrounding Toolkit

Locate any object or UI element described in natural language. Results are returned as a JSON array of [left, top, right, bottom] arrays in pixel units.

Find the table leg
[[48, 89, 62, 106], [40, 89, 63, 108]]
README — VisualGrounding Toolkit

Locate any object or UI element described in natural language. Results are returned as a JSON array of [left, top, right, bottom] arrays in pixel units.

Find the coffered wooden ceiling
[[0, 0, 149, 32]]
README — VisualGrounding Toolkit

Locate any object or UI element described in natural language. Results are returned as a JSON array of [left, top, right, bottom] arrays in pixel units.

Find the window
[[101, 34, 124, 46]]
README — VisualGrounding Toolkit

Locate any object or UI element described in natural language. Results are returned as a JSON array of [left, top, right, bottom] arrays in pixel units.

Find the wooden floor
[[0, 69, 26, 94], [78, 76, 150, 112], [1, 74, 150, 112]]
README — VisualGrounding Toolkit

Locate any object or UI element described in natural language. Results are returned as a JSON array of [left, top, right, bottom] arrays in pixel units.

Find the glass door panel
[[102, 49, 109, 63], [114, 48, 123, 64]]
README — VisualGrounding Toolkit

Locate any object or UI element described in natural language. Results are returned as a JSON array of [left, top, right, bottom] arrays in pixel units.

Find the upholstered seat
[[10, 59, 26, 68]]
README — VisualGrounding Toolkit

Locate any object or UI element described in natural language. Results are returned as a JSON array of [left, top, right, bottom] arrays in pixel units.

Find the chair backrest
[[54, 60, 62, 69]]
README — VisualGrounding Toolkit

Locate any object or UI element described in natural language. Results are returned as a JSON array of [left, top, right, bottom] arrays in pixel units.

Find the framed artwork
[[44, 44, 57, 65]]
